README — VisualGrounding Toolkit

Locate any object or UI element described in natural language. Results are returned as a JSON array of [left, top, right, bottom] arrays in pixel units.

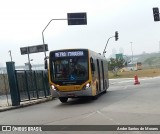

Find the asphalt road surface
[[0, 77, 160, 134]]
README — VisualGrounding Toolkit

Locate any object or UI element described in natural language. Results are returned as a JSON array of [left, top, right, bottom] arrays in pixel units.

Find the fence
[[0, 72, 11, 107], [15, 70, 50, 102], [0, 63, 50, 107]]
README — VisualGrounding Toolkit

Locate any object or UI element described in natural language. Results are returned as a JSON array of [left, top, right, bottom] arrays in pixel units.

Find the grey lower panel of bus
[[51, 87, 93, 98]]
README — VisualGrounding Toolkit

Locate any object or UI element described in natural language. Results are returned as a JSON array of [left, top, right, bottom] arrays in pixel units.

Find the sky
[[0, 0, 160, 66]]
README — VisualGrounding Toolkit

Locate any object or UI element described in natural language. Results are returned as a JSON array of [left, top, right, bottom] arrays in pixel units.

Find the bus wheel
[[103, 89, 107, 94], [104, 80, 108, 93], [92, 95, 98, 100], [59, 97, 68, 103]]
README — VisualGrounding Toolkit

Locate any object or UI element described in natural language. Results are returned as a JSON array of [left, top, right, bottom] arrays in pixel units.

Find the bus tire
[[103, 89, 107, 94], [92, 95, 98, 100], [59, 97, 68, 103], [103, 80, 107, 93]]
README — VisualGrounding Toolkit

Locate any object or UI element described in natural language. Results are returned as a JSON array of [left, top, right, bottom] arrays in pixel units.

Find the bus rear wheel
[[59, 97, 68, 103], [103, 80, 108, 93], [92, 95, 98, 100]]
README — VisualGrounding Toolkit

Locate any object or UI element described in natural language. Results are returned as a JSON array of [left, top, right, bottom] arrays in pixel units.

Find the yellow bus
[[47, 48, 109, 103]]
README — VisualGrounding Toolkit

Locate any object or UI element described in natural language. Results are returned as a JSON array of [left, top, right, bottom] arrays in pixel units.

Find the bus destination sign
[[55, 51, 84, 57]]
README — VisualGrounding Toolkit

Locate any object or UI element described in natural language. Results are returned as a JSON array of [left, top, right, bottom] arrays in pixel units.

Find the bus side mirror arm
[[44, 60, 48, 69], [44, 56, 49, 69]]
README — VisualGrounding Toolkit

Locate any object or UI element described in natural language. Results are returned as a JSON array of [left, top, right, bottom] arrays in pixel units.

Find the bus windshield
[[50, 52, 89, 85]]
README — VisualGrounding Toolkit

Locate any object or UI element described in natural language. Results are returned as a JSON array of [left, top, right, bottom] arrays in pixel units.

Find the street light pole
[[103, 31, 119, 57], [42, 18, 67, 59], [131, 42, 133, 63], [103, 36, 115, 56], [27, 47, 32, 70], [159, 41, 160, 53]]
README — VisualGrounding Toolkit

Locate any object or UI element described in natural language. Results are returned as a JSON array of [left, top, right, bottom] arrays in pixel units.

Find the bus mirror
[[44, 56, 49, 69], [91, 63, 95, 72], [44, 59, 48, 69]]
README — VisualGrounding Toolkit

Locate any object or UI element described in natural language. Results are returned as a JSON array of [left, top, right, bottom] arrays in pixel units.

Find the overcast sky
[[0, 0, 160, 66]]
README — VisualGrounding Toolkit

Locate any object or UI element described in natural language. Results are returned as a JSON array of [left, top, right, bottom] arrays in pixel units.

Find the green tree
[[108, 57, 125, 76]]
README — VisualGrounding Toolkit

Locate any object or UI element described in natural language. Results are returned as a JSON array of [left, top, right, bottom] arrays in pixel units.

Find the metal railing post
[[6, 62, 20, 106]]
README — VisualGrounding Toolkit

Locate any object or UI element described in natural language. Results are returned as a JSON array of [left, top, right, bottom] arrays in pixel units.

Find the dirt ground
[[109, 68, 160, 79]]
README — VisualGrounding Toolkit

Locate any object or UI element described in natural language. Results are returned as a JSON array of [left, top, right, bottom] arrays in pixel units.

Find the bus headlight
[[85, 83, 90, 89], [51, 85, 56, 90]]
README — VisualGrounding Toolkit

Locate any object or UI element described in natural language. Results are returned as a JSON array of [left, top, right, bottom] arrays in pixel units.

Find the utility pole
[[130, 42, 134, 64], [27, 47, 32, 70], [159, 41, 160, 52]]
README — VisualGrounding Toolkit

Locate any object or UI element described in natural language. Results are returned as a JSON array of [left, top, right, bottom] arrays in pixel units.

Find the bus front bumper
[[50, 87, 93, 98]]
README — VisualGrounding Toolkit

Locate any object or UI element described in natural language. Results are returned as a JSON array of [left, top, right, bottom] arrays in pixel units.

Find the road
[[0, 77, 160, 134]]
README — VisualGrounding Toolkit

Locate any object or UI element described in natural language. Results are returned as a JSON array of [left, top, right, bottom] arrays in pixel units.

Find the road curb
[[0, 97, 53, 112]]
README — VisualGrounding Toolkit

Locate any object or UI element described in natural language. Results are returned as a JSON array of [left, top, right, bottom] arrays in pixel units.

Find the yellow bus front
[[48, 49, 95, 102]]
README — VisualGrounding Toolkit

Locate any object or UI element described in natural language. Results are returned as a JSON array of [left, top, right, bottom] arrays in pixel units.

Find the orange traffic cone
[[134, 75, 140, 85]]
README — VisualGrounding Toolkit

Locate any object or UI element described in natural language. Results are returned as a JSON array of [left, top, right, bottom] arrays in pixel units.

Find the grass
[[108, 68, 160, 79]]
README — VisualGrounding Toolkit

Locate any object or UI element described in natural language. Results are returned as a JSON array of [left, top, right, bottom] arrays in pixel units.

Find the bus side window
[[90, 57, 95, 72]]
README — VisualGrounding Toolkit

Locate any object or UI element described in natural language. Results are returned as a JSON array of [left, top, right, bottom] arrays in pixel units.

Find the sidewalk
[[0, 95, 52, 112]]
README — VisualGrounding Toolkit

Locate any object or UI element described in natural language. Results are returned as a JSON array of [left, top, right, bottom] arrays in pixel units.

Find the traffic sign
[[116, 53, 123, 59], [20, 44, 48, 55], [67, 12, 87, 25]]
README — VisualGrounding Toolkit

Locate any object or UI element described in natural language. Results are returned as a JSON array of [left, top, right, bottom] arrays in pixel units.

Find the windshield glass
[[50, 56, 88, 84]]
